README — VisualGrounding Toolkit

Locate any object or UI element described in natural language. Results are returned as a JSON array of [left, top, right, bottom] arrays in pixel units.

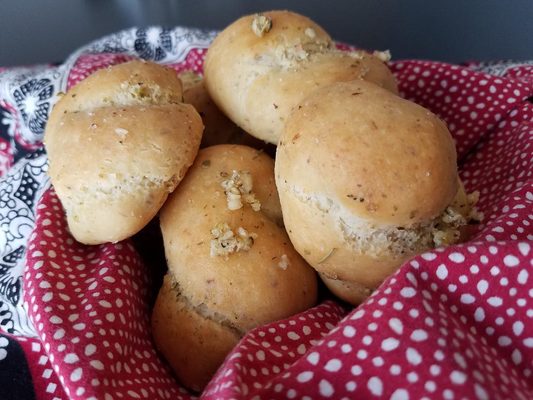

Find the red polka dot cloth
[[0, 27, 531, 400]]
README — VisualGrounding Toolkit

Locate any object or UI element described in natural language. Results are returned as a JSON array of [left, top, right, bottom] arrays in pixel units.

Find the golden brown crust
[[275, 80, 459, 304], [157, 144, 317, 390], [179, 71, 276, 153], [160, 145, 317, 330], [151, 275, 239, 392], [49, 60, 185, 117], [45, 61, 203, 244], [277, 80, 458, 225], [204, 10, 398, 144], [179, 71, 244, 147]]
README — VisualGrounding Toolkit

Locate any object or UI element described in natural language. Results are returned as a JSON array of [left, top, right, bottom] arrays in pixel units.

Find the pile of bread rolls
[[44, 10, 481, 393]]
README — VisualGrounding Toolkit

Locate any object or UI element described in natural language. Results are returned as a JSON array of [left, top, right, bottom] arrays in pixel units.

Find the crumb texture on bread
[[280, 182, 480, 259], [275, 80, 480, 304]]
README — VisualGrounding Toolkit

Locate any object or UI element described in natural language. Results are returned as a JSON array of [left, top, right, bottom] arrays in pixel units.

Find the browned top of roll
[[45, 60, 203, 244], [276, 79, 458, 226], [204, 10, 398, 144], [160, 144, 317, 332]]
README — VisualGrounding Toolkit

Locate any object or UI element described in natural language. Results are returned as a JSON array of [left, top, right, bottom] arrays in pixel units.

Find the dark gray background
[[1, 0, 532, 67]]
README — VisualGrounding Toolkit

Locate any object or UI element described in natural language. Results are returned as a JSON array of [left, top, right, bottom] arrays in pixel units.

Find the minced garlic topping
[[251, 14, 272, 37], [304, 27, 316, 39], [432, 191, 483, 247], [210, 222, 257, 257], [272, 39, 331, 69], [278, 254, 290, 270], [372, 50, 392, 62], [115, 128, 128, 137], [221, 170, 261, 211]]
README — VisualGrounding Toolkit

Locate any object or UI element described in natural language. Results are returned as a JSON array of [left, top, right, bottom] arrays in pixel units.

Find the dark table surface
[[1, 0, 532, 67]]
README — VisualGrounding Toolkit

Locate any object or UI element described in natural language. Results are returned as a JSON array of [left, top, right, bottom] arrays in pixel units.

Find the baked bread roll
[[204, 10, 398, 144], [45, 60, 203, 244], [179, 71, 276, 157], [275, 80, 480, 304], [179, 71, 243, 147], [152, 144, 317, 391]]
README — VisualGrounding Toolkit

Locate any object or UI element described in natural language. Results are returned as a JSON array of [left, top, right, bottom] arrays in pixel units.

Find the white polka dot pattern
[[25, 190, 186, 400], [16, 336, 67, 399], [19, 49, 533, 399], [237, 243, 532, 399], [390, 60, 531, 159], [202, 301, 346, 398]]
